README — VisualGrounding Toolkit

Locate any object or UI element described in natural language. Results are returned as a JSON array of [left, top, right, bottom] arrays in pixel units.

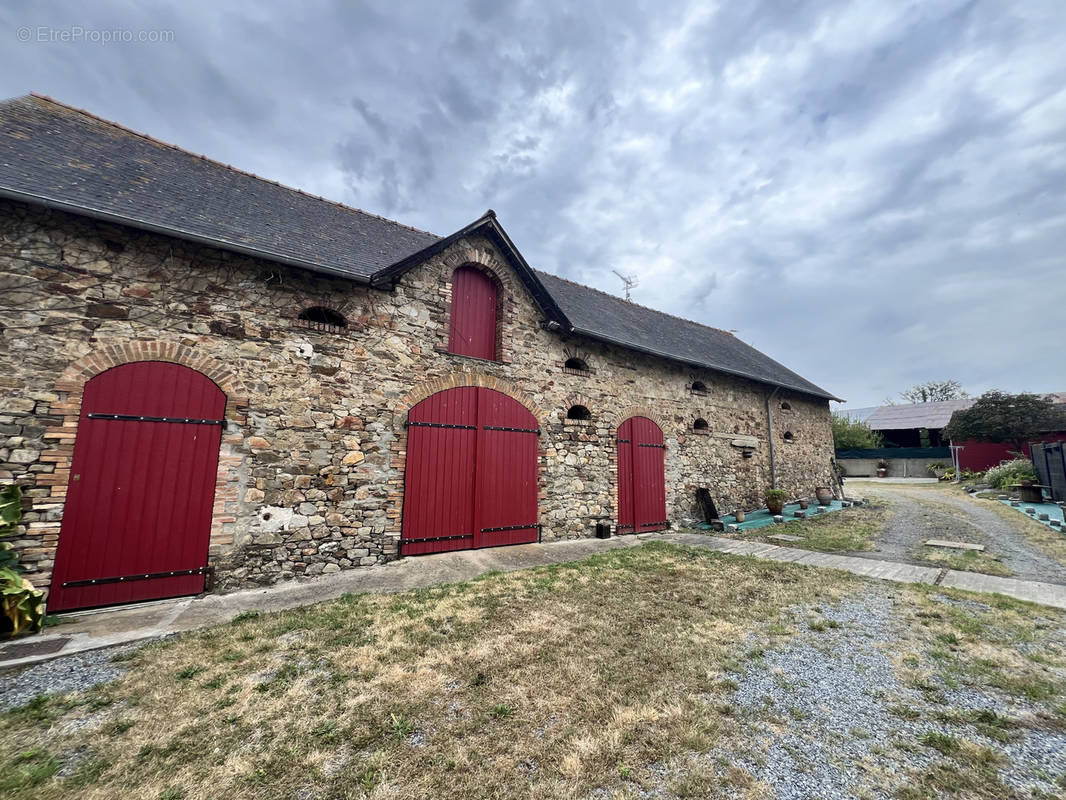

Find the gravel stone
[[709, 589, 1066, 799], [0, 644, 138, 713]]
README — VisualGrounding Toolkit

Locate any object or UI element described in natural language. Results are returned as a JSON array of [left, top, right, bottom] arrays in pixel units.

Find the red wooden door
[[448, 267, 498, 360], [616, 417, 667, 534], [401, 387, 538, 555], [48, 362, 225, 611]]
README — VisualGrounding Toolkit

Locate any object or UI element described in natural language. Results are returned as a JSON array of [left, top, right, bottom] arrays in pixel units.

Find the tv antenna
[[612, 269, 638, 301]]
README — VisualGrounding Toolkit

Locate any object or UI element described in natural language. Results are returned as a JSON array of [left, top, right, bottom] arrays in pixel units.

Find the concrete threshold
[[4, 529, 1064, 671]]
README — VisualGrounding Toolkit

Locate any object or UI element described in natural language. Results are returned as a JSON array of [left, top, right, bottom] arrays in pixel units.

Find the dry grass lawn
[[2, 544, 856, 800], [3, 541, 1064, 800]]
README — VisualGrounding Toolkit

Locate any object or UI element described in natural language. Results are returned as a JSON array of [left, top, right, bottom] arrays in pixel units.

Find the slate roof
[[535, 271, 838, 400], [0, 94, 439, 280], [0, 93, 839, 402]]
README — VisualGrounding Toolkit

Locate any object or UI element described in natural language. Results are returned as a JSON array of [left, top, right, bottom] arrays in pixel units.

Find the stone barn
[[0, 94, 840, 611]]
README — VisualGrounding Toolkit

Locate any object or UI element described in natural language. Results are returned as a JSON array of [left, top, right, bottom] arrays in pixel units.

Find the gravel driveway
[[712, 587, 1066, 799], [848, 483, 1066, 585]]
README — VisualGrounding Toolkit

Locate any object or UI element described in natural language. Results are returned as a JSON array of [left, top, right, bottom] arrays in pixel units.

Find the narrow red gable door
[[616, 416, 666, 534], [448, 266, 498, 360], [48, 362, 225, 611]]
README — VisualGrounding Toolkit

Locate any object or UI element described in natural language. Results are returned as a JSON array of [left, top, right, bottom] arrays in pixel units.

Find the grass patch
[[0, 542, 858, 800], [915, 546, 1013, 577], [978, 496, 1066, 569], [732, 501, 888, 552]]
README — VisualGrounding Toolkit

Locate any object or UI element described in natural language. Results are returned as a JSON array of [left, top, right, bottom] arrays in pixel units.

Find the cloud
[[2, 0, 1064, 405]]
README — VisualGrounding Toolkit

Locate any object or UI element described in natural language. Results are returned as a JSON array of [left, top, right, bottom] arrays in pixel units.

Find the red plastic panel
[[401, 387, 538, 555], [448, 266, 498, 360], [616, 416, 667, 534], [48, 362, 226, 611]]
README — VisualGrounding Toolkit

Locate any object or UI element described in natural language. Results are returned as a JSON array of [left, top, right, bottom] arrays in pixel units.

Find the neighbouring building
[[835, 396, 1066, 475], [0, 94, 839, 612]]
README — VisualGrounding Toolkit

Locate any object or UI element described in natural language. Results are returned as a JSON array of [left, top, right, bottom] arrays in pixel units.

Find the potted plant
[[876, 459, 889, 478], [815, 487, 833, 505], [926, 461, 948, 479], [764, 488, 787, 516]]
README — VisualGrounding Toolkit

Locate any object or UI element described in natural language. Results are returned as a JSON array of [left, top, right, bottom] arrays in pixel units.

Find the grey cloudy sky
[[3, 0, 1064, 407]]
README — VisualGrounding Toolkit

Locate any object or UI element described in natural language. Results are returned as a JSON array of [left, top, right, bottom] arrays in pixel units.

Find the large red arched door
[[401, 387, 539, 555], [48, 362, 226, 611], [616, 416, 667, 534]]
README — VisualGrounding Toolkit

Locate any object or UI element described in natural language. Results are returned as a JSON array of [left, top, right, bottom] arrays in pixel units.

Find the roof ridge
[[23, 93, 441, 240], [534, 268, 736, 338]]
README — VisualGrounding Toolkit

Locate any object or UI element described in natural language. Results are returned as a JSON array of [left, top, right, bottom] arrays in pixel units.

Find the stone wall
[[0, 199, 836, 596]]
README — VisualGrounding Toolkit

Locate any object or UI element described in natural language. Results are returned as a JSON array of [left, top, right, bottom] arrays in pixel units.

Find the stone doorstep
[[924, 539, 986, 552], [769, 534, 806, 543]]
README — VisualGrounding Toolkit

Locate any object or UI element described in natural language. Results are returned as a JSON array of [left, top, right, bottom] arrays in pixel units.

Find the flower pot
[[876, 468, 887, 477], [766, 500, 784, 515], [734, 510, 745, 523], [799, 499, 809, 510], [815, 487, 832, 506]]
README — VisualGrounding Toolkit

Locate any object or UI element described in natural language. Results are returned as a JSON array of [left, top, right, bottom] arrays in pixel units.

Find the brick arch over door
[[30, 343, 250, 601], [48, 361, 227, 611], [616, 416, 668, 534], [400, 387, 540, 555]]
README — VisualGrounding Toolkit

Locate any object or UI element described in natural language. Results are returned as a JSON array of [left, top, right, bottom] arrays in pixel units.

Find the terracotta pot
[[766, 499, 784, 515], [815, 487, 832, 506], [876, 468, 887, 477], [734, 510, 745, 523], [799, 499, 809, 510]]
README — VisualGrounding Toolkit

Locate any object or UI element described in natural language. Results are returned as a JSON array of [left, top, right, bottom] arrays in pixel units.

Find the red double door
[[401, 387, 539, 555], [49, 362, 225, 611], [616, 416, 667, 534]]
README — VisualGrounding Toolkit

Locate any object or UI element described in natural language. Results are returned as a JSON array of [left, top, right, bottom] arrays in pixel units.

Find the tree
[[832, 415, 884, 450], [942, 390, 1066, 451], [899, 380, 968, 404]]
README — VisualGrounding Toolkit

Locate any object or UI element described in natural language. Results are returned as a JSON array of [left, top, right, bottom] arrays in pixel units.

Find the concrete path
[[4, 530, 1066, 671]]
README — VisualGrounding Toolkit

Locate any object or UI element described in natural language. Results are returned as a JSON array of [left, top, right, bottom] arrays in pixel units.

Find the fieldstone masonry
[[0, 199, 836, 597]]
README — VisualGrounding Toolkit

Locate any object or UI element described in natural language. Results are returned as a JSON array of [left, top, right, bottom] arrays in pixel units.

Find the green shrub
[[832, 416, 883, 449], [984, 459, 1037, 489], [0, 485, 45, 637]]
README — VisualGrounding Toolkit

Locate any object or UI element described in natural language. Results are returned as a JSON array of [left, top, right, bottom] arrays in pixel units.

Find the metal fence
[[1031, 442, 1066, 501]]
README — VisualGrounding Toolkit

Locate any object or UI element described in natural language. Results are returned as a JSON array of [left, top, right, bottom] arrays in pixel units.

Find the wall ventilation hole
[[297, 306, 348, 332], [783, 431, 794, 442], [566, 405, 592, 421], [780, 401, 792, 410], [563, 357, 590, 374], [691, 381, 707, 394], [694, 418, 709, 431]]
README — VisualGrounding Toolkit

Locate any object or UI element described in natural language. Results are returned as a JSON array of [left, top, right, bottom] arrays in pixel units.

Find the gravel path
[[851, 484, 1066, 585], [0, 644, 137, 713], [710, 589, 1066, 799]]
